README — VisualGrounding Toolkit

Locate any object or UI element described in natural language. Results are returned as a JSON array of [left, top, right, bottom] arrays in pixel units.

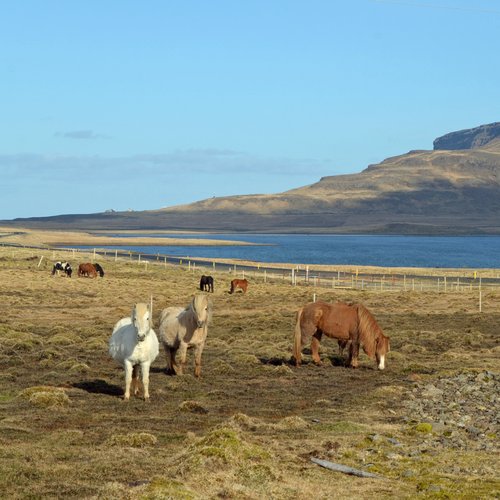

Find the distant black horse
[[52, 261, 72, 277], [199, 275, 214, 292], [94, 263, 105, 277]]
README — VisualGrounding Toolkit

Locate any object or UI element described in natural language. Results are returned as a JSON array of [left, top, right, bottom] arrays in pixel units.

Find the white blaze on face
[[378, 355, 385, 370], [133, 303, 150, 341], [193, 295, 209, 328]]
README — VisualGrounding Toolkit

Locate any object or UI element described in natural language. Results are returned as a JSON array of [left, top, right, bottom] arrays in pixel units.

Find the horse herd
[[51, 261, 104, 278], [200, 275, 248, 295], [109, 295, 212, 401], [108, 277, 390, 401]]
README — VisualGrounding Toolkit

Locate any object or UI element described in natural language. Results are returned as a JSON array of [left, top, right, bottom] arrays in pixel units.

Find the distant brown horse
[[230, 278, 248, 294], [78, 262, 105, 278], [78, 263, 97, 278], [293, 301, 390, 370]]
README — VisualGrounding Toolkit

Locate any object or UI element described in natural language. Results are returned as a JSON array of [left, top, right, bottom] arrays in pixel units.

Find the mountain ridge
[[3, 123, 500, 235]]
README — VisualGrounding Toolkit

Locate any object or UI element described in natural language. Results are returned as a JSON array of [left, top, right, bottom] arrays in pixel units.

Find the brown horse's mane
[[356, 303, 385, 358]]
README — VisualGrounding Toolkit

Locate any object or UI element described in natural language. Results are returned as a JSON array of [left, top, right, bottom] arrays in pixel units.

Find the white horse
[[159, 294, 212, 377], [109, 303, 159, 401]]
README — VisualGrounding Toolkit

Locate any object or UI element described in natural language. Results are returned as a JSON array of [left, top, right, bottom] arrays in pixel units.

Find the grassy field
[[0, 246, 498, 499]]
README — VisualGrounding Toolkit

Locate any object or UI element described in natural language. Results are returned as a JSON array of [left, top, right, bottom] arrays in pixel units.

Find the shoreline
[[0, 227, 256, 248], [1, 228, 499, 278]]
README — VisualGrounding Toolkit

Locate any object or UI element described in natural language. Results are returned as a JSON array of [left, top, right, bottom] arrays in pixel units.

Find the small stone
[[422, 385, 444, 398], [387, 438, 402, 446], [427, 484, 442, 492], [402, 469, 416, 477], [466, 426, 481, 436], [430, 421, 446, 433]]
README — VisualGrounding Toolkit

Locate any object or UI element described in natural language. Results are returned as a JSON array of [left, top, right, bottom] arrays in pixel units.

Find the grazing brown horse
[[293, 301, 390, 370], [78, 263, 97, 278], [230, 278, 248, 294]]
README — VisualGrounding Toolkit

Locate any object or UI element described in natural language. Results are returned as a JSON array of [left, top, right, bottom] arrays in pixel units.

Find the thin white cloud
[[54, 130, 110, 140], [0, 150, 339, 219], [0, 150, 336, 179]]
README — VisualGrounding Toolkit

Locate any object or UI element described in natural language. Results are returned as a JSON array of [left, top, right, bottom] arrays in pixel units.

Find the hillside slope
[[4, 125, 500, 234]]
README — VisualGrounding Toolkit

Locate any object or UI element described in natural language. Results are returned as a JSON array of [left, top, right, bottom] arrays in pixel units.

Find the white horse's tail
[[293, 307, 304, 367]]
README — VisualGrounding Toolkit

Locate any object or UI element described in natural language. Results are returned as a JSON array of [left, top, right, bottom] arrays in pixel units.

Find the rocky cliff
[[433, 122, 500, 150]]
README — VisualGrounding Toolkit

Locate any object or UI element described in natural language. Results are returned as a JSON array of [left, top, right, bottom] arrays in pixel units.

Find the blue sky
[[2, 0, 499, 219]]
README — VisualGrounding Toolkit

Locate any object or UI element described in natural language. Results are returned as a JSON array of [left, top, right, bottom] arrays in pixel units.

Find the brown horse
[[78, 263, 97, 278], [230, 278, 248, 294], [293, 301, 390, 370]]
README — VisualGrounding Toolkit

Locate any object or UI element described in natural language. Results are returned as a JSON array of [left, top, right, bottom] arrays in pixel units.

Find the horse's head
[[132, 303, 152, 342], [376, 335, 390, 370], [191, 294, 212, 329]]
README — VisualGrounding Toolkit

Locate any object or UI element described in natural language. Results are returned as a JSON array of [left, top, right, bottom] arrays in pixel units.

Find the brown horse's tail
[[356, 303, 383, 360], [293, 307, 304, 367]]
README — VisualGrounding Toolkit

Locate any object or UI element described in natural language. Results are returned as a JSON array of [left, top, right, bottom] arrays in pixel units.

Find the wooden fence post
[[479, 277, 482, 313]]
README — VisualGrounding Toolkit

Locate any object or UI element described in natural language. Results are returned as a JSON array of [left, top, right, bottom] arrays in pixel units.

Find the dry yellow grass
[[0, 245, 498, 498]]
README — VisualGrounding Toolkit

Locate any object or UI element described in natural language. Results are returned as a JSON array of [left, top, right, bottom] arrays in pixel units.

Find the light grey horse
[[109, 303, 159, 401], [159, 294, 212, 377]]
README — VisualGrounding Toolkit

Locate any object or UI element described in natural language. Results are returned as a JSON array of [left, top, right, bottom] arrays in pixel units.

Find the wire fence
[[4, 242, 500, 298]]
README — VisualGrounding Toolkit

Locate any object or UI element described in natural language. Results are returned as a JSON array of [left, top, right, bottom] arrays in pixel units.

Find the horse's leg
[[123, 360, 133, 401], [131, 364, 140, 397], [193, 342, 204, 377], [311, 331, 323, 365], [338, 339, 348, 356], [348, 341, 360, 368], [294, 319, 316, 366], [141, 362, 152, 401], [177, 342, 188, 375], [164, 345, 174, 374], [165, 345, 182, 376]]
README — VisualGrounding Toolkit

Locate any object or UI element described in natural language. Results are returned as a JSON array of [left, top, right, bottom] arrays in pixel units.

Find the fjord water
[[89, 234, 500, 268]]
